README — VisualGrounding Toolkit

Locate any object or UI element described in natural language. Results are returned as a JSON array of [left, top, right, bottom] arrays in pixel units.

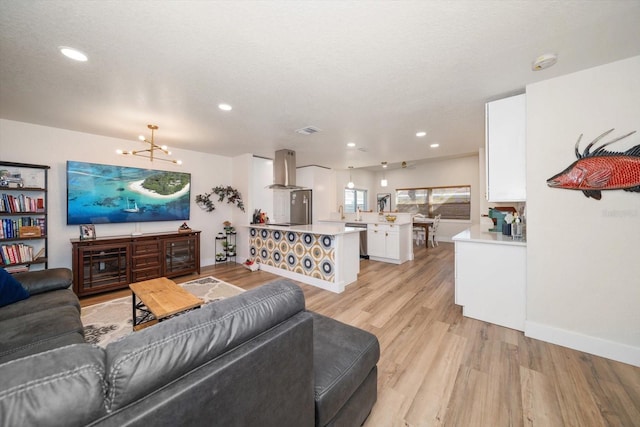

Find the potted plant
[[226, 244, 236, 256], [195, 186, 245, 212]]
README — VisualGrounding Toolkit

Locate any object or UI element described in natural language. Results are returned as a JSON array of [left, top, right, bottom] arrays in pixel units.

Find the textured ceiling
[[1, 1, 639, 170]]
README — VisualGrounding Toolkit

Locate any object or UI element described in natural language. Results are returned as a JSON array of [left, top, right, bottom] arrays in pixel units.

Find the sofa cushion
[[0, 305, 85, 364], [0, 344, 107, 427], [104, 279, 306, 411], [311, 313, 380, 427], [12, 268, 72, 296], [0, 267, 30, 308], [0, 288, 80, 322]]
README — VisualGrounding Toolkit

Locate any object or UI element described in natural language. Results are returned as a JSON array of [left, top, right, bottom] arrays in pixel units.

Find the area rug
[[81, 276, 245, 347]]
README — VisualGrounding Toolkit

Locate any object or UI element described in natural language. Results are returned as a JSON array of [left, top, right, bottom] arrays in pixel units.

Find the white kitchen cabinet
[[296, 165, 336, 223], [485, 93, 526, 201], [453, 226, 526, 331], [367, 223, 401, 262]]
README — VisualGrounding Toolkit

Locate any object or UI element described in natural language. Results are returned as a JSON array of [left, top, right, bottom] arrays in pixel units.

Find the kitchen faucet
[[338, 205, 345, 220]]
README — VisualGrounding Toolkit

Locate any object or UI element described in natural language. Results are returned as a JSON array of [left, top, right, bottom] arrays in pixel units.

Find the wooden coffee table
[[129, 277, 204, 331]]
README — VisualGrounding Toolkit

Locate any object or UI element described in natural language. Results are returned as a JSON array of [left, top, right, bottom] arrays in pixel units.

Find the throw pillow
[[0, 268, 30, 307]]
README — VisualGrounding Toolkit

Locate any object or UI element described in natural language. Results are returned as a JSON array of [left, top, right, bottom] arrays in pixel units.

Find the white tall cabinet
[[296, 166, 335, 223], [485, 93, 526, 201]]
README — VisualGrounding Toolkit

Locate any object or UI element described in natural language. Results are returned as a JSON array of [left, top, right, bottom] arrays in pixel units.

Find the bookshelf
[[0, 161, 49, 272]]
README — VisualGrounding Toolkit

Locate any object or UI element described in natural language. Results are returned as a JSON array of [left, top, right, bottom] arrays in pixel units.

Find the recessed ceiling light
[[347, 142, 356, 148], [416, 131, 427, 137], [532, 53, 558, 71], [59, 46, 88, 62], [430, 143, 440, 148], [381, 161, 388, 168], [218, 103, 232, 111]]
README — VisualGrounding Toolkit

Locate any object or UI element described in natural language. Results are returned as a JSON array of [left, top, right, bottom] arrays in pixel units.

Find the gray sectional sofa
[[0, 270, 380, 427], [0, 268, 84, 364]]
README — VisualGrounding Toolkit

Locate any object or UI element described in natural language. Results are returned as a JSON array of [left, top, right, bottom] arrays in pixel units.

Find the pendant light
[[347, 166, 355, 189], [380, 162, 388, 187]]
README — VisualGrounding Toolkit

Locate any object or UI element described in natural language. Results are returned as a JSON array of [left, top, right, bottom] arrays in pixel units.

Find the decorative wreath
[[195, 186, 245, 212]]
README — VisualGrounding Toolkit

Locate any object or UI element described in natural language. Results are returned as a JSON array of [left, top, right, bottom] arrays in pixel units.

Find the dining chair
[[412, 214, 426, 245], [428, 214, 441, 247], [413, 226, 425, 245]]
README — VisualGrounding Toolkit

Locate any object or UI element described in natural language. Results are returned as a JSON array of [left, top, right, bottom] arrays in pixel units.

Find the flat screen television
[[67, 161, 191, 225]]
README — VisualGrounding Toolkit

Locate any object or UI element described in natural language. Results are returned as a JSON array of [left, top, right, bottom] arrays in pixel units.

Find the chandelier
[[117, 124, 182, 164]]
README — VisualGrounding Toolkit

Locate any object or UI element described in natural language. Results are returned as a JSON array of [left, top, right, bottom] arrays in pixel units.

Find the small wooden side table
[[129, 277, 203, 331]]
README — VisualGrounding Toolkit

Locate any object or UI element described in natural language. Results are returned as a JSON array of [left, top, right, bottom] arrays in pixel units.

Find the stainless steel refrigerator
[[290, 189, 312, 225]]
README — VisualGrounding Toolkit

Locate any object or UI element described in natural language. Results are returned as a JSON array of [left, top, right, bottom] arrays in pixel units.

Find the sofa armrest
[[13, 268, 73, 295]]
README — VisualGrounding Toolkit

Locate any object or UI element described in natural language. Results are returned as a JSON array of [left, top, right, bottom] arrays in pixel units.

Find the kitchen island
[[244, 223, 362, 293], [318, 214, 414, 264], [453, 225, 526, 331]]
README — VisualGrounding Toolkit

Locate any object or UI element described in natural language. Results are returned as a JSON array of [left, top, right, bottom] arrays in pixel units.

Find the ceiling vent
[[295, 126, 321, 135]]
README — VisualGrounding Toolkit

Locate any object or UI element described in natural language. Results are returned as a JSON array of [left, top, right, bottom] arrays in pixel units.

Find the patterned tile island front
[[245, 224, 362, 293]]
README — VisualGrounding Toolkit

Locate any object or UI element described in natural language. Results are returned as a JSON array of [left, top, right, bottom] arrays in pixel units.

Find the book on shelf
[[1, 217, 44, 239], [0, 194, 44, 213], [34, 247, 45, 260], [4, 264, 29, 274], [0, 243, 35, 264]]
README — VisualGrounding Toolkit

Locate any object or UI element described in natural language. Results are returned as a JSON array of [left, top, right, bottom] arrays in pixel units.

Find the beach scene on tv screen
[[67, 161, 190, 224]]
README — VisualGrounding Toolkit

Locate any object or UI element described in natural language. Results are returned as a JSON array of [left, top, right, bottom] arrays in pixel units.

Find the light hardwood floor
[[80, 243, 640, 426]]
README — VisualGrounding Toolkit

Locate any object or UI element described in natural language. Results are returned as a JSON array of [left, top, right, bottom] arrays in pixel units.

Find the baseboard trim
[[525, 321, 640, 367], [258, 264, 345, 294]]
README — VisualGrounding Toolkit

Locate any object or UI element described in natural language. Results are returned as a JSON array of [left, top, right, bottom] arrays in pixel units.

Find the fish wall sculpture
[[547, 129, 640, 200]]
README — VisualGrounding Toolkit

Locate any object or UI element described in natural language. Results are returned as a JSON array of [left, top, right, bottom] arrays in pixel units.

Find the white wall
[[250, 156, 274, 221], [0, 119, 237, 269], [232, 154, 254, 263], [371, 155, 480, 241], [526, 55, 640, 366], [334, 168, 377, 212]]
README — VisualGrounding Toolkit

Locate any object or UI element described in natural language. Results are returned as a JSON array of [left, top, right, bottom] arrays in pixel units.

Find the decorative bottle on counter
[[512, 217, 523, 239]]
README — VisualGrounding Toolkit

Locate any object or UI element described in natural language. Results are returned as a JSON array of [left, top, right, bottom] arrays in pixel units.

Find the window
[[395, 186, 470, 220], [344, 188, 368, 213]]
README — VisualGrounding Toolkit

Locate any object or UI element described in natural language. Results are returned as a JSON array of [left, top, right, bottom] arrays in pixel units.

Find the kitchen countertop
[[245, 223, 363, 235], [318, 218, 411, 226], [452, 225, 526, 246]]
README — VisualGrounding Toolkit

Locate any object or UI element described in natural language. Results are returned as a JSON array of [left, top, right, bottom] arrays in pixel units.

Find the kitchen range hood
[[267, 149, 303, 189]]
